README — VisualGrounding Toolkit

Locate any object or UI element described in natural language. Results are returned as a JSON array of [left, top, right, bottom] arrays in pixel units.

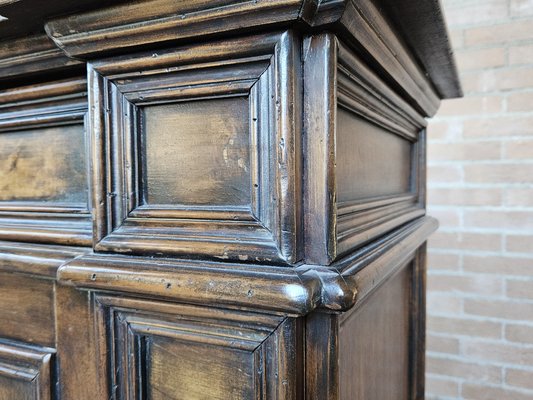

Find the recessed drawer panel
[[0, 125, 86, 203], [0, 272, 55, 347]]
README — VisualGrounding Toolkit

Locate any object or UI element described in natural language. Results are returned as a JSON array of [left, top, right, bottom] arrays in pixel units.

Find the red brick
[[427, 292, 463, 315], [506, 324, 533, 344], [465, 298, 533, 321], [505, 188, 533, 207], [428, 164, 462, 183], [505, 139, 533, 159], [464, 116, 533, 137], [428, 141, 501, 161], [428, 251, 461, 271], [464, 255, 533, 276], [444, 0, 509, 27], [426, 376, 460, 398], [507, 279, 533, 300], [465, 20, 533, 46], [510, 43, 533, 66], [427, 334, 460, 354], [428, 231, 502, 252], [462, 383, 533, 400], [506, 235, 533, 253], [427, 315, 502, 339], [464, 210, 533, 231], [508, 91, 533, 112], [464, 164, 533, 184], [428, 273, 503, 296], [456, 47, 506, 71], [437, 95, 502, 116], [427, 208, 461, 229], [464, 340, 533, 366], [506, 368, 533, 391], [462, 68, 533, 94], [426, 356, 501, 383], [428, 187, 502, 207]]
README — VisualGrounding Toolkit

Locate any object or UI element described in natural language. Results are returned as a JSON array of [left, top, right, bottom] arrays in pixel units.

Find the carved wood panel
[[57, 292, 302, 400], [0, 340, 54, 400], [89, 31, 301, 264], [0, 78, 91, 246]]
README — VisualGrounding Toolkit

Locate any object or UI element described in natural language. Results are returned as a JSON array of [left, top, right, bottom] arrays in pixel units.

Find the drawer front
[[0, 340, 53, 400], [0, 272, 55, 347], [57, 289, 303, 399], [89, 31, 301, 264]]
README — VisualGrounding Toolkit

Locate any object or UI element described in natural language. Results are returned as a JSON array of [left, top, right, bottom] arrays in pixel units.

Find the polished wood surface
[[0, 1, 460, 399]]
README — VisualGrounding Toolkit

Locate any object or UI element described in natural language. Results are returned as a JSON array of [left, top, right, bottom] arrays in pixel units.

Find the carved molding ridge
[[57, 216, 437, 315]]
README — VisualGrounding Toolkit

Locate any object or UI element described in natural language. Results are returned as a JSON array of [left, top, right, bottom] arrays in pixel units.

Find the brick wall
[[425, 0, 533, 399]]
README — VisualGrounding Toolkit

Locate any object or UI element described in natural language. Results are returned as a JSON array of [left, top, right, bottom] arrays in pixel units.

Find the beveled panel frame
[[0, 78, 91, 246], [0, 339, 54, 399], [90, 31, 301, 264], [304, 33, 427, 265], [91, 295, 302, 400]]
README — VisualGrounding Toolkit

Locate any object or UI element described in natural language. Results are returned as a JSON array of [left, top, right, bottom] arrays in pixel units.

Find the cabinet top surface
[[0, 0, 460, 99]]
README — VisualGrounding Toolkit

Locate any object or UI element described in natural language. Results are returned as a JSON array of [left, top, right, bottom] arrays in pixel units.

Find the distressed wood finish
[[0, 340, 54, 400], [88, 31, 301, 263], [304, 33, 427, 265], [0, 1, 460, 399], [0, 78, 91, 246]]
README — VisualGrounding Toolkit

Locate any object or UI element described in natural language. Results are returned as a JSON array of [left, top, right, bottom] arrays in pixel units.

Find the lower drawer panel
[[0, 272, 55, 347]]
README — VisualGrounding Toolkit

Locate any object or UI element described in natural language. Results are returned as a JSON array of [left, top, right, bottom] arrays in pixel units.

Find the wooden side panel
[[336, 109, 411, 201], [338, 264, 411, 400], [0, 340, 53, 400], [0, 273, 55, 347], [0, 124, 86, 203]]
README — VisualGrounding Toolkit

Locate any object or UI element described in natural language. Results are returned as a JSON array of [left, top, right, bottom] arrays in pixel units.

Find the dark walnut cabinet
[[0, 1, 461, 399]]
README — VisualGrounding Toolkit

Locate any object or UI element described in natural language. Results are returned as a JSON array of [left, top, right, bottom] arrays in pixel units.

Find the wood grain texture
[[0, 34, 82, 81], [0, 124, 86, 202], [56, 293, 303, 399], [41, 0, 460, 102], [142, 97, 250, 206], [89, 31, 301, 263], [304, 32, 427, 265], [0, 273, 55, 347], [0, 77, 91, 245], [336, 109, 411, 201], [338, 264, 411, 400], [59, 216, 437, 315], [0, 340, 53, 400]]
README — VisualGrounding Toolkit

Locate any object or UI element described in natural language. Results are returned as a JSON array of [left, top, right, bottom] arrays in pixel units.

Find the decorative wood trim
[[298, 216, 437, 312], [0, 340, 54, 400], [41, 0, 460, 106], [304, 33, 427, 265], [0, 240, 87, 278], [409, 243, 427, 399], [45, 0, 317, 58], [376, 0, 463, 99], [0, 34, 82, 81], [85, 295, 302, 399], [0, 78, 91, 246], [58, 216, 437, 315], [89, 31, 301, 263], [336, 0, 441, 117]]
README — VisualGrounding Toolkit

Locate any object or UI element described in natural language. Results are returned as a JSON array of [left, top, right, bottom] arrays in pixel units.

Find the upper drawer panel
[[0, 79, 91, 246], [0, 125, 86, 203], [90, 31, 301, 264]]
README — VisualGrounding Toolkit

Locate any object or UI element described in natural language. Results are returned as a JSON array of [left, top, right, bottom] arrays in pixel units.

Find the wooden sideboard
[[0, 1, 461, 399]]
